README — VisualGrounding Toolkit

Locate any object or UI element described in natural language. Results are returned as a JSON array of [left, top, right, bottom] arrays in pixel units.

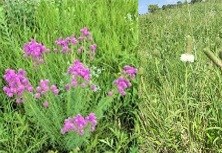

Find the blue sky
[[139, 0, 189, 14]]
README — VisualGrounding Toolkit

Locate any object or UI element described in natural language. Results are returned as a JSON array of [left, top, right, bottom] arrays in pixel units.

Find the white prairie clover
[[180, 53, 195, 63]]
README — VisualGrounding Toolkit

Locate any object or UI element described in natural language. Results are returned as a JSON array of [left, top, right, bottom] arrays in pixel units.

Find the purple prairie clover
[[38, 79, 50, 94], [80, 27, 90, 37], [34, 93, 41, 99], [43, 101, 49, 108], [23, 39, 49, 64], [71, 78, 78, 87], [90, 44, 97, 53], [55, 37, 70, 53], [68, 60, 91, 84], [68, 36, 78, 45], [62, 45, 70, 53], [90, 84, 100, 92], [50, 85, 59, 95], [114, 77, 132, 96], [35, 79, 59, 98], [65, 84, 71, 91], [16, 97, 23, 104], [61, 117, 75, 134], [123, 65, 137, 79], [89, 44, 97, 60], [73, 114, 88, 135], [85, 113, 97, 131], [61, 114, 87, 135], [3, 69, 33, 100], [55, 38, 68, 46], [108, 91, 113, 97], [55, 36, 78, 53], [61, 113, 97, 135]]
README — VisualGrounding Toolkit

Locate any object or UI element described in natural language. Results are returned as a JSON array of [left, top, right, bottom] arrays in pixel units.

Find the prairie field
[[139, 1, 222, 152], [0, 0, 138, 152]]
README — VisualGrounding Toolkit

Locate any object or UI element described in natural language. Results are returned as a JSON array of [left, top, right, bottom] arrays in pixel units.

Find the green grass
[[139, 1, 222, 152], [0, 0, 138, 152]]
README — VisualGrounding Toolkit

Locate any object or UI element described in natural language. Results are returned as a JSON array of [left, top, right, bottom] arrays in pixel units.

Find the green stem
[[204, 49, 222, 69], [185, 65, 191, 142]]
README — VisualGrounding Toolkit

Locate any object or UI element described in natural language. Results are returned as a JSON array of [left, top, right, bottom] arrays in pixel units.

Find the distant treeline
[[148, 0, 207, 13]]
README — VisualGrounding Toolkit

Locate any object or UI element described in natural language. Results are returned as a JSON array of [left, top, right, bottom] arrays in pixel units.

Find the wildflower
[[16, 97, 23, 104], [69, 36, 78, 45], [71, 78, 78, 87], [68, 60, 91, 86], [35, 79, 59, 98], [61, 113, 97, 135], [114, 77, 131, 96], [180, 53, 195, 63], [61, 114, 87, 135], [86, 113, 97, 131], [61, 117, 75, 134], [39, 79, 50, 94], [80, 27, 90, 37], [3, 69, 33, 101], [55, 36, 78, 53], [73, 114, 88, 135], [50, 85, 59, 95], [43, 101, 49, 108], [108, 91, 113, 97], [90, 44, 97, 53], [90, 84, 100, 92], [34, 93, 41, 99], [23, 39, 49, 64], [123, 65, 137, 78], [55, 37, 70, 53], [65, 84, 71, 91]]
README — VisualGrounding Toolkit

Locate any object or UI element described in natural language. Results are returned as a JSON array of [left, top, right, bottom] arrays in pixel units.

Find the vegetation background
[[139, 0, 222, 152]]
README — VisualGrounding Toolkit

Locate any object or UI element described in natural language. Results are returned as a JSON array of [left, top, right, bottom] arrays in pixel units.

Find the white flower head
[[180, 53, 195, 63]]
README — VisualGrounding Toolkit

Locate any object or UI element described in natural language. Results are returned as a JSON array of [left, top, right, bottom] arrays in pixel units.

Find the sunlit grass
[[139, 1, 222, 152]]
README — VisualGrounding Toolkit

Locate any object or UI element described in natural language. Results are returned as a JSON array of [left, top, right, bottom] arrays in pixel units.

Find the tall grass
[[139, 1, 222, 152], [0, 0, 138, 152]]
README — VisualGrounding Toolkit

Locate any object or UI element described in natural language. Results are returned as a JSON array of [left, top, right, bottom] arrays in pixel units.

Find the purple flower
[[73, 114, 88, 135], [61, 117, 75, 134], [69, 36, 78, 45], [107, 91, 113, 97], [80, 27, 90, 37], [39, 79, 50, 94], [71, 78, 78, 87], [43, 101, 49, 108], [34, 93, 41, 99], [90, 44, 97, 53], [16, 97, 23, 104], [55, 36, 78, 53], [50, 85, 59, 95], [61, 114, 87, 135], [3, 69, 33, 101], [67, 60, 91, 86], [61, 113, 97, 135], [90, 84, 100, 92], [86, 113, 97, 131], [123, 65, 137, 79], [35, 79, 59, 98], [23, 39, 49, 64], [65, 84, 71, 91], [114, 77, 131, 96]]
